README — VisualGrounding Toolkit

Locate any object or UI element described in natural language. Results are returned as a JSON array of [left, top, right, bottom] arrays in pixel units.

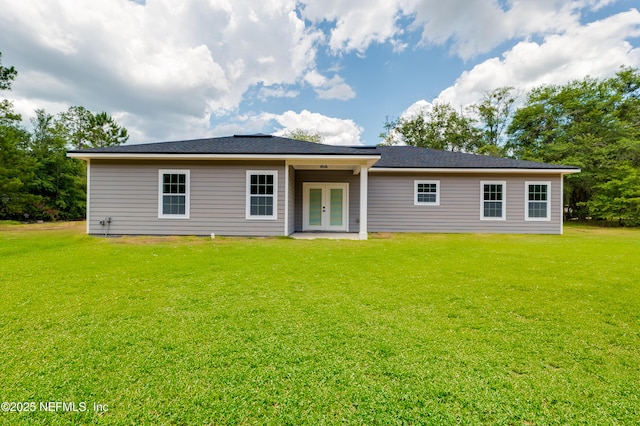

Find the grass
[[0, 222, 639, 425]]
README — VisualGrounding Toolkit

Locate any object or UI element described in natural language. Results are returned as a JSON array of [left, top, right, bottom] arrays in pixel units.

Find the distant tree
[[587, 165, 640, 226], [283, 128, 324, 143], [507, 67, 640, 222], [0, 52, 17, 90], [26, 109, 86, 220], [0, 51, 128, 221], [471, 87, 517, 156], [0, 53, 38, 220], [88, 111, 129, 148], [380, 103, 480, 152], [54, 106, 93, 150], [0, 120, 36, 220], [56, 106, 128, 149]]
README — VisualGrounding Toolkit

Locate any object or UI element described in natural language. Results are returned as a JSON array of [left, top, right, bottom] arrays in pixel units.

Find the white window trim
[[246, 170, 278, 220], [525, 181, 551, 221], [158, 169, 190, 219], [414, 180, 440, 206], [480, 180, 506, 221]]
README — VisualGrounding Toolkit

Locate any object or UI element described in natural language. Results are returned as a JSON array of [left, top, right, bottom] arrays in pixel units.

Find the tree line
[[0, 53, 128, 221], [381, 68, 640, 225]]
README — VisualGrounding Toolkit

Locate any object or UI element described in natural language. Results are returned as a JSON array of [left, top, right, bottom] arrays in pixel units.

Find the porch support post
[[284, 161, 289, 236], [359, 166, 368, 240]]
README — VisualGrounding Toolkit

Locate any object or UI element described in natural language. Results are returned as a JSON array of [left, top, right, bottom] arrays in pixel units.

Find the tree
[[56, 106, 128, 149], [507, 68, 640, 222], [471, 87, 516, 156], [0, 52, 17, 91], [283, 128, 324, 143], [380, 103, 480, 152], [26, 109, 86, 220], [0, 51, 129, 221], [586, 165, 640, 226], [0, 53, 38, 220], [54, 106, 93, 150], [88, 111, 129, 148]]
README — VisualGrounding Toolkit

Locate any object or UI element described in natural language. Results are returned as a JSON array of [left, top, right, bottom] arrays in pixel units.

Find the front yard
[[1, 222, 638, 424]]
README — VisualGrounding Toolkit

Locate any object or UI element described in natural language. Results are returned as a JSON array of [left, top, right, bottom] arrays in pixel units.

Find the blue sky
[[1, 0, 639, 145]]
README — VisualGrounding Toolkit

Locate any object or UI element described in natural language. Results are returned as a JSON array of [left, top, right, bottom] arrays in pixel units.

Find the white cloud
[[258, 86, 300, 100], [314, 76, 356, 100], [1, 0, 638, 146], [408, 0, 585, 59], [213, 109, 364, 145], [304, 70, 356, 100], [433, 9, 640, 108], [299, 0, 601, 59], [401, 99, 433, 120], [300, 0, 403, 54], [0, 0, 324, 142], [272, 110, 363, 145]]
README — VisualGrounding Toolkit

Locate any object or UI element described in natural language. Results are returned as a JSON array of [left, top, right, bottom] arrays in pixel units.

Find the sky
[[1, 0, 639, 146]]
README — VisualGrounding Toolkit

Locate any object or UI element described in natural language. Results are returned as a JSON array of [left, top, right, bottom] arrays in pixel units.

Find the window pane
[[250, 173, 274, 196], [484, 184, 502, 201], [163, 195, 185, 215], [309, 188, 322, 225], [330, 188, 343, 226], [250, 196, 273, 216], [529, 201, 547, 218], [528, 184, 547, 201], [417, 182, 438, 204], [484, 201, 503, 218], [417, 183, 436, 193], [163, 173, 186, 195], [418, 193, 436, 203]]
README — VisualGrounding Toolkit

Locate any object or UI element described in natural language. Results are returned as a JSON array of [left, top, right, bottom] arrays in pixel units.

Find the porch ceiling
[[287, 157, 379, 174]]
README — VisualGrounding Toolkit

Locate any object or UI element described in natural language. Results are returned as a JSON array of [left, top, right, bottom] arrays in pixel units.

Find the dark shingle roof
[[71, 134, 379, 156], [373, 146, 578, 170], [69, 134, 579, 170]]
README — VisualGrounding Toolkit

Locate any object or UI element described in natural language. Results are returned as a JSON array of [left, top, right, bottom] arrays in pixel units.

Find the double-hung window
[[414, 180, 440, 205], [525, 182, 551, 221], [246, 171, 277, 219], [159, 170, 190, 219], [481, 181, 506, 220]]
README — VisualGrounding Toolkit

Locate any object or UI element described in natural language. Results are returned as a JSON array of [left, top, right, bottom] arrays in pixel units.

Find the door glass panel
[[330, 188, 343, 226], [309, 188, 322, 226]]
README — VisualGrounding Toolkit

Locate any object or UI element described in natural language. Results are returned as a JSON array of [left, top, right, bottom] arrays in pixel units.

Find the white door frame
[[302, 182, 349, 232]]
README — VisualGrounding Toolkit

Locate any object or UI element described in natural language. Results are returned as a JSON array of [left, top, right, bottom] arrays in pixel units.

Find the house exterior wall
[[368, 172, 563, 234], [88, 160, 286, 236], [294, 170, 361, 232], [288, 165, 296, 235]]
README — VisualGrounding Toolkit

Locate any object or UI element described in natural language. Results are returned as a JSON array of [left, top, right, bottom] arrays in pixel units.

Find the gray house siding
[[89, 160, 286, 236], [368, 172, 563, 234], [294, 170, 361, 232], [288, 165, 296, 235]]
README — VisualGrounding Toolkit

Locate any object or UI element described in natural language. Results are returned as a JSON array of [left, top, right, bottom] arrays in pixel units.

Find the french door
[[303, 183, 348, 231]]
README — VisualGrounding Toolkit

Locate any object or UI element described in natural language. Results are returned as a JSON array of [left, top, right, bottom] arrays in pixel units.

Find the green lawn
[[1, 223, 639, 425]]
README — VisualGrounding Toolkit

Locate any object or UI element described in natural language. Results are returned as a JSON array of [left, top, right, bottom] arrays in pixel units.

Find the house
[[67, 134, 580, 239]]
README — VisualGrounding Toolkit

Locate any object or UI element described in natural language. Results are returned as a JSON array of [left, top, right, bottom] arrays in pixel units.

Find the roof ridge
[[233, 133, 273, 138]]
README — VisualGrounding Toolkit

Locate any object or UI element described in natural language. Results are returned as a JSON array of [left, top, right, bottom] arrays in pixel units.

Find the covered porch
[[284, 157, 377, 240]]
